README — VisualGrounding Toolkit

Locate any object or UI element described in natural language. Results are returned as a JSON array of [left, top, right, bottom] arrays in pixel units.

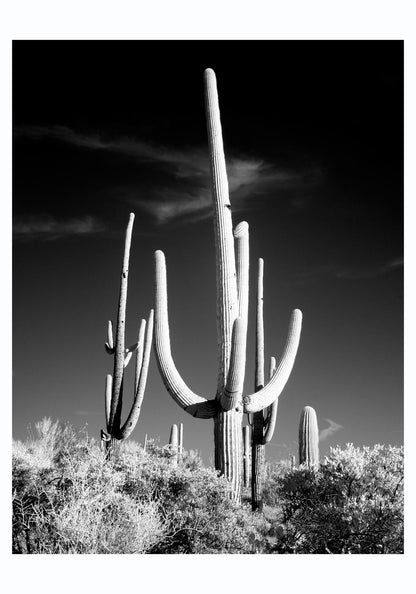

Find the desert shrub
[[111, 445, 268, 553], [12, 422, 165, 553], [13, 421, 403, 554], [271, 444, 404, 554]]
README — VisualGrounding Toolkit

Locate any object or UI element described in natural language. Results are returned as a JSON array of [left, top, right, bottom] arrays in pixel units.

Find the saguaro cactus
[[178, 422, 184, 459], [251, 258, 280, 511], [298, 406, 319, 467], [168, 423, 179, 465], [154, 69, 303, 501], [101, 213, 154, 456]]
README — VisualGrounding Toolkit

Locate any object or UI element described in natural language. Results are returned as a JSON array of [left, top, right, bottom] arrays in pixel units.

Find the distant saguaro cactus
[[298, 406, 319, 467], [154, 69, 303, 501], [169, 423, 179, 465], [178, 422, 184, 459], [101, 213, 154, 457]]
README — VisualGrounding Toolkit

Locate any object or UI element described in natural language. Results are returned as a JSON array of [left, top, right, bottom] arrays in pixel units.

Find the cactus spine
[[154, 69, 303, 502], [298, 406, 319, 467], [102, 213, 154, 456]]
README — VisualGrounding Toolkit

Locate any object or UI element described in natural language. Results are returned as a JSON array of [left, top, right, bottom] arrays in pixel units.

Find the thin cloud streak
[[319, 418, 343, 442], [295, 257, 403, 285], [13, 215, 106, 241], [15, 124, 323, 224]]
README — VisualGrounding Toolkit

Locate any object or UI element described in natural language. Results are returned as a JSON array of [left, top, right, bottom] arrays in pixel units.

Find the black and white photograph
[[4, 0, 415, 591]]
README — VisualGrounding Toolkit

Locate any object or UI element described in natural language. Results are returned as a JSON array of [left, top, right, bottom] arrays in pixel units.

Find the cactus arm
[[232, 221, 249, 391], [154, 250, 217, 418], [104, 374, 112, 432], [108, 212, 134, 432], [105, 320, 115, 354], [255, 258, 265, 391], [263, 356, 278, 444], [123, 352, 133, 368], [234, 221, 249, 332], [108, 320, 114, 348], [221, 317, 246, 411], [134, 319, 146, 396], [243, 308, 303, 413], [118, 309, 154, 440], [204, 68, 238, 396]]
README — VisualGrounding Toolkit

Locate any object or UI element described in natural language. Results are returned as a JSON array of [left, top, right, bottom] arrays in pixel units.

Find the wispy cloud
[[295, 256, 403, 285], [15, 124, 322, 225], [13, 215, 105, 241], [319, 418, 343, 442], [335, 257, 403, 280]]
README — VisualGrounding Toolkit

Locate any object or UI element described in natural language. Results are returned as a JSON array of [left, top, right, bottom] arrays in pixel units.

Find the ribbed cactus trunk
[[298, 406, 319, 467], [251, 259, 278, 511], [243, 425, 250, 488], [205, 69, 245, 502], [153, 68, 302, 504]]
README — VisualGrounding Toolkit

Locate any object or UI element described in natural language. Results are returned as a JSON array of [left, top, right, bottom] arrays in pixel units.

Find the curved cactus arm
[[109, 212, 134, 432], [221, 317, 246, 411], [204, 68, 238, 396], [124, 351, 133, 368], [134, 318, 146, 396], [154, 250, 217, 418], [243, 309, 303, 413], [184, 400, 218, 418], [119, 309, 154, 440], [263, 356, 278, 444], [125, 342, 139, 354], [104, 374, 112, 432]]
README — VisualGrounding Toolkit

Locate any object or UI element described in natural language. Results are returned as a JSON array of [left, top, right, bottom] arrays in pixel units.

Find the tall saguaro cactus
[[251, 258, 280, 511], [102, 213, 154, 456], [154, 69, 303, 501], [298, 406, 319, 467]]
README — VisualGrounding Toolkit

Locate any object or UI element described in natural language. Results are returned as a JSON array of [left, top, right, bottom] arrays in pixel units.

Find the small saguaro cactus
[[168, 423, 179, 465], [101, 213, 154, 456], [178, 422, 184, 459], [298, 406, 319, 468], [251, 258, 280, 511], [154, 68, 303, 502]]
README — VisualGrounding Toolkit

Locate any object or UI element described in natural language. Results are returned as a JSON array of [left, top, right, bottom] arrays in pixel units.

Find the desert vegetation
[[12, 67, 404, 554], [12, 418, 403, 554]]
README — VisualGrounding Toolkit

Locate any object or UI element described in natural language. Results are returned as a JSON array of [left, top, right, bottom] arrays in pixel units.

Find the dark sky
[[12, 40, 403, 463]]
